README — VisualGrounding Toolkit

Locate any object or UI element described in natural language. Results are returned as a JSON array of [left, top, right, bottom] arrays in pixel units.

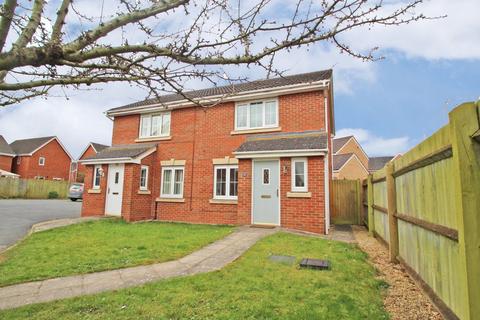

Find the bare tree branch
[[0, 0, 18, 52]]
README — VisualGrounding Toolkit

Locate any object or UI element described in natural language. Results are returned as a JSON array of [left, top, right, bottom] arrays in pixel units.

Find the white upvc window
[[235, 99, 278, 130], [291, 158, 308, 192], [140, 165, 149, 190], [213, 165, 238, 200], [139, 112, 171, 138], [38, 157, 45, 166], [93, 165, 102, 189], [161, 166, 184, 198]]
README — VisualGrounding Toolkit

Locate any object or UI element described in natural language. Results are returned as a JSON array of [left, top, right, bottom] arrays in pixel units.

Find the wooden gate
[[330, 179, 362, 225]]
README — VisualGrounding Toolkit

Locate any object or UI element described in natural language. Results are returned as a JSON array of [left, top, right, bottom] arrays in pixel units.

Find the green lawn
[[0, 219, 233, 287], [1, 232, 389, 319]]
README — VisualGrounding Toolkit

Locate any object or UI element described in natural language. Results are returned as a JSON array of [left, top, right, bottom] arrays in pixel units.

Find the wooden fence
[[0, 178, 70, 199], [363, 102, 480, 320], [330, 179, 363, 225]]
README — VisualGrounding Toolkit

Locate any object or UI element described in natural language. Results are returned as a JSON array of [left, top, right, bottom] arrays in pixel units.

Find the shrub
[[48, 191, 59, 199]]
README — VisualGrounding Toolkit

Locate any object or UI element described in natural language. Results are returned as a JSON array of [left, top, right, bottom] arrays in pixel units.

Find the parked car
[[68, 183, 84, 201]]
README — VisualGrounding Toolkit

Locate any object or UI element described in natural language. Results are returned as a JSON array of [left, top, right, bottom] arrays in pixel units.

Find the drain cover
[[269, 255, 296, 265], [299, 258, 330, 270]]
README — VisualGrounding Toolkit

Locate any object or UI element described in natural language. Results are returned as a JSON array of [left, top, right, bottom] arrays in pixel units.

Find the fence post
[[386, 162, 399, 263], [449, 102, 480, 320], [367, 175, 374, 235], [356, 179, 362, 225]]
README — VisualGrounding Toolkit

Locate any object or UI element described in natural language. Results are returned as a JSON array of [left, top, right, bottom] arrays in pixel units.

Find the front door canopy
[[79, 143, 157, 165], [234, 130, 328, 159]]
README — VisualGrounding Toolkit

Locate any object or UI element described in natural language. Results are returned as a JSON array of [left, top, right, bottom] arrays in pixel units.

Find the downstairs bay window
[[214, 165, 238, 200], [161, 166, 184, 198]]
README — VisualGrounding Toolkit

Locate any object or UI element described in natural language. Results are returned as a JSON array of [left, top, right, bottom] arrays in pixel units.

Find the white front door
[[252, 160, 280, 225], [105, 164, 124, 216]]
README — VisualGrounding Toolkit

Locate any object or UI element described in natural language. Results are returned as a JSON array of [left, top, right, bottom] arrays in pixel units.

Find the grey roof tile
[[368, 156, 394, 171], [332, 136, 352, 154], [9, 136, 55, 155], [235, 131, 328, 153], [108, 69, 332, 113], [90, 142, 109, 153], [0, 135, 14, 155], [332, 153, 355, 170], [84, 143, 157, 160]]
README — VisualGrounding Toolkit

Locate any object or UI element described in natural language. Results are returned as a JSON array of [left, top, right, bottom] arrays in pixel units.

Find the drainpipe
[[324, 91, 331, 235]]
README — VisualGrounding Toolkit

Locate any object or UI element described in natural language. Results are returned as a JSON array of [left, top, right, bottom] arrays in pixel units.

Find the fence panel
[[0, 178, 70, 199], [330, 179, 361, 225], [363, 102, 480, 320]]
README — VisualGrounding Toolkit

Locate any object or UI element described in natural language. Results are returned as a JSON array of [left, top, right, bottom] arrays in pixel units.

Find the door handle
[[112, 192, 119, 195]]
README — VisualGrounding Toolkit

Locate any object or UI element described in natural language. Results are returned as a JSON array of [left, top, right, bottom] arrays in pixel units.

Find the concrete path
[[0, 200, 81, 251], [0, 226, 276, 310]]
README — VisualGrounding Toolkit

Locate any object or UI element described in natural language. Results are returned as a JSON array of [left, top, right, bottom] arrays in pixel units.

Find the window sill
[[138, 190, 151, 195], [87, 189, 101, 194], [209, 199, 238, 205], [135, 136, 171, 142], [230, 127, 281, 135], [156, 197, 185, 203], [286, 192, 311, 198]]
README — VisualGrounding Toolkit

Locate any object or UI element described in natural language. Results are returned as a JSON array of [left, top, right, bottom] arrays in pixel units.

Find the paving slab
[[0, 226, 277, 310]]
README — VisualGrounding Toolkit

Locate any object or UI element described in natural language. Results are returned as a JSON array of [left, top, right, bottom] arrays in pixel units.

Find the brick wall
[[0, 155, 13, 172], [81, 164, 108, 217], [280, 157, 325, 234]]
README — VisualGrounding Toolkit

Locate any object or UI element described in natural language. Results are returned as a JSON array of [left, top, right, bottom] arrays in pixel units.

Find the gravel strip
[[352, 226, 443, 320]]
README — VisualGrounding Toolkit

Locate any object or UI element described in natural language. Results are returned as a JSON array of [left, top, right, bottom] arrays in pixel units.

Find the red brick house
[[72, 142, 109, 182], [0, 135, 15, 173], [80, 70, 335, 234], [9, 136, 73, 180]]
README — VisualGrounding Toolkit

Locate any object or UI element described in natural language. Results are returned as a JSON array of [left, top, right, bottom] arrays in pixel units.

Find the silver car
[[68, 183, 84, 201]]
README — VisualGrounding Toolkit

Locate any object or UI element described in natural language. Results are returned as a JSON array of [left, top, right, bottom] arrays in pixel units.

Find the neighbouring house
[[368, 156, 396, 173], [80, 70, 335, 234], [9, 136, 73, 181], [73, 142, 110, 182], [0, 135, 15, 173], [332, 136, 369, 180]]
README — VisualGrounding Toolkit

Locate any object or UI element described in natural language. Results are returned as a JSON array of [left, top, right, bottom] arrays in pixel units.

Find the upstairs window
[[139, 112, 171, 138], [235, 99, 278, 130], [38, 157, 45, 166]]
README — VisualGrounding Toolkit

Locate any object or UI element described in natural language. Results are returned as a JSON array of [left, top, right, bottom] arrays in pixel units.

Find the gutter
[[234, 149, 327, 159]]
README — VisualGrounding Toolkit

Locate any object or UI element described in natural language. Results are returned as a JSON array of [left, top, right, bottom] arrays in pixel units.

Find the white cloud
[[336, 128, 410, 156], [343, 0, 480, 60]]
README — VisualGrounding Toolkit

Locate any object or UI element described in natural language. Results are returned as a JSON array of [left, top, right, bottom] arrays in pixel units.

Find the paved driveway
[[0, 200, 81, 250]]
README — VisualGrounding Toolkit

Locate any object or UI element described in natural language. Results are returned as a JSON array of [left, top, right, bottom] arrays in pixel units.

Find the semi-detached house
[[80, 70, 335, 234]]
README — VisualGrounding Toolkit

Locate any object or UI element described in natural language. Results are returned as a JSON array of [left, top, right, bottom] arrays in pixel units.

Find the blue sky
[[0, 0, 478, 158]]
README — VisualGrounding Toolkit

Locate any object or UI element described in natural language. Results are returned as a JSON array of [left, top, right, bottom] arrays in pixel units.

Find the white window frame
[[213, 165, 239, 200], [139, 112, 171, 138], [291, 158, 308, 192], [160, 166, 184, 198], [93, 165, 102, 189], [139, 165, 149, 190], [234, 98, 279, 130], [38, 157, 45, 166]]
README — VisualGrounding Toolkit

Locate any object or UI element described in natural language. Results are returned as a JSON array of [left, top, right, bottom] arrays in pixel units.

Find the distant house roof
[[9, 136, 73, 159], [0, 135, 15, 156], [80, 143, 157, 164], [332, 153, 355, 171], [235, 131, 328, 158], [91, 142, 109, 153], [108, 70, 332, 114], [10, 136, 56, 155], [332, 136, 353, 154], [368, 156, 394, 172]]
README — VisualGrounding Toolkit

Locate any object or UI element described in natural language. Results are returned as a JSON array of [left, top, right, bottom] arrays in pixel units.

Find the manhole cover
[[268, 255, 296, 265], [299, 258, 330, 270]]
